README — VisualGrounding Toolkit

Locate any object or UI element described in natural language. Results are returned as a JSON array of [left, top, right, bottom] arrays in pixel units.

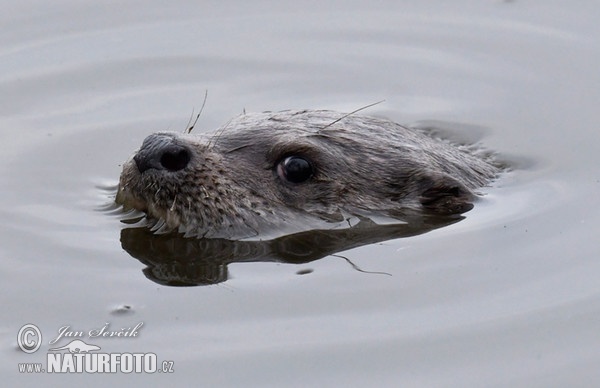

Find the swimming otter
[[116, 110, 499, 240]]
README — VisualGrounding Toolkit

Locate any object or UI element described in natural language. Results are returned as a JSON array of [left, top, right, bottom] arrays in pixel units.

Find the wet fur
[[116, 110, 500, 240]]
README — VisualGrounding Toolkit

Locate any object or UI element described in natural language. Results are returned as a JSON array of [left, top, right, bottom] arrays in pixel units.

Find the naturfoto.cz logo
[[17, 323, 175, 374]]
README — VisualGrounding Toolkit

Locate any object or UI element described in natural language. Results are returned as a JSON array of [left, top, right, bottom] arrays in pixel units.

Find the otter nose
[[133, 134, 191, 173]]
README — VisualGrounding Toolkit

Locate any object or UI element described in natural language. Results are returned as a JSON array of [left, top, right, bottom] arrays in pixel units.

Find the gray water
[[2, 1, 599, 386]]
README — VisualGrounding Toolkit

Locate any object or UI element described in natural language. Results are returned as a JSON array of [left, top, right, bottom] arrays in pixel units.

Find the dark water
[[2, 1, 599, 386]]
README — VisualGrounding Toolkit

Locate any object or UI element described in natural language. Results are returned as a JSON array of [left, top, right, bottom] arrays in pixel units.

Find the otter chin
[[116, 110, 500, 240]]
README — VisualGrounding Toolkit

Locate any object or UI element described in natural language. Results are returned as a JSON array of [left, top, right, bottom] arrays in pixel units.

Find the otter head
[[116, 110, 499, 240]]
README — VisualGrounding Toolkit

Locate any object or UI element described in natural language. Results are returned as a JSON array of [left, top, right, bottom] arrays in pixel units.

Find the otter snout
[[133, 133, 191, 173]]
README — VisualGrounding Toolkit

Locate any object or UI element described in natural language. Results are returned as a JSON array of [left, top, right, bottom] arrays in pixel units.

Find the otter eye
[[277, 156, 313, 183]]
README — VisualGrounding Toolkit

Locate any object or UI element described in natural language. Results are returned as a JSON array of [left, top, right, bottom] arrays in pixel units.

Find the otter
[[115, 110, 500, 240]]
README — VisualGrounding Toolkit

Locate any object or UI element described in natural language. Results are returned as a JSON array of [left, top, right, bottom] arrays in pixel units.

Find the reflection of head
[[121, 216, 462, 287]]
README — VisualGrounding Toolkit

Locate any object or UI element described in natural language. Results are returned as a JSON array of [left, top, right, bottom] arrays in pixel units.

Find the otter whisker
[[224, 144, 252, 154], [305, 133, 336, 140], [150, 218, 166, 232], [319, 100, 385, 131], [184, 108, 196, 134], [185, 90, 208, 134], [207, 117, 234, 150]]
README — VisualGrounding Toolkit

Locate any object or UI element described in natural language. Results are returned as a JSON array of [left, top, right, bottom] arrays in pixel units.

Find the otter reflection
[[120, 215, 462, 287]]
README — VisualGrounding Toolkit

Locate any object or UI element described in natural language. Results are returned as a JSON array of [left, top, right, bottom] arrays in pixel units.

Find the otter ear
[[418, 175, 475, 215]]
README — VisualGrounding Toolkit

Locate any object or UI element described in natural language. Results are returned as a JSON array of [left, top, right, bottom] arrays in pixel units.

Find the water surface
[[2, 1, 599, 386]]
